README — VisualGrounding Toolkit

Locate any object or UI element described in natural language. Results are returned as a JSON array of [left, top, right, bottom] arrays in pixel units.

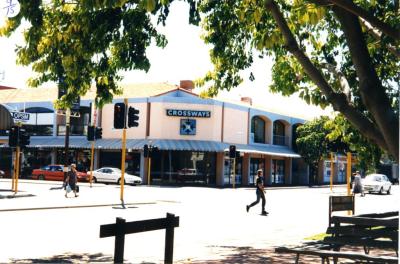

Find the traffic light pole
[[346, 152, 352, 215], [147, 156, 151, 186], [89, 106, 97, 188], [63, 108, 71, 185], [14, 146, 20, 193], [330, 152, 334, 192], [232, 158, 236, 189], [120, 98, 128, 204]]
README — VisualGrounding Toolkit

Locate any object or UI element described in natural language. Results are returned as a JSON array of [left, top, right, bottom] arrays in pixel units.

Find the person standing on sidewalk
[[352, 171, 364, 197], [65, 164, 78, 198], [246, 169, 268, 215]]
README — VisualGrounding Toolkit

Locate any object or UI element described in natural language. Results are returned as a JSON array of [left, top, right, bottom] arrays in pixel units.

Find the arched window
[[251, 116, 265, 143], [22, 107, 54, 136], [273, 120, 286, 145]]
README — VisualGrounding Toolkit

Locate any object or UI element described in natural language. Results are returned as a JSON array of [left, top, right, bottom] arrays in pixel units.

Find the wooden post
[[164, 213, 175, 264], [114, 217, 126, 263]]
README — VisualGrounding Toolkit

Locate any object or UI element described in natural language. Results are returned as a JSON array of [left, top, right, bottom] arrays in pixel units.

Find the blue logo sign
[[180, 119, 196, 135]]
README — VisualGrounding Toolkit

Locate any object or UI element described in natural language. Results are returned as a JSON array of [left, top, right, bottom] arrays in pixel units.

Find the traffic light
[[143, 144, 149, 158], [229, 145, 236, 158], [95, 127, 102, 139], [8, 126, 18, 147], [128, 107, 139, 127], [87, 126, 95, 141], [114, 103, 126, 129], [18, 128, 30, 148]]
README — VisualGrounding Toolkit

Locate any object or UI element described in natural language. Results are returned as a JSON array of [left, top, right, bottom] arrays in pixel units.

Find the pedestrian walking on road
[[246, 169, 268, 215], [352, 171, 364, 197], [65, 163, 78, 198]]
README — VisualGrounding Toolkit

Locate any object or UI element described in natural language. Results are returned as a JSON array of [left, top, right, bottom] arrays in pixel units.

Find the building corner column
[[216, 152, 225, 187], [242, 153, 250, 185], [265, 156, 272, 185]]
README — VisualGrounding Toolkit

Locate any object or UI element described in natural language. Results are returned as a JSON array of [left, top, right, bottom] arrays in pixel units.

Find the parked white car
[[362, 174, 392, 195], [88, 167, 142, 185]]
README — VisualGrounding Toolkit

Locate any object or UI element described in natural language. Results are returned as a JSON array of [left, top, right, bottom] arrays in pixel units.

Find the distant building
[[0, 81, 312, 186]]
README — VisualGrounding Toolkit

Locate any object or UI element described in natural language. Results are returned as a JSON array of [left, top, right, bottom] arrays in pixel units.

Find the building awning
[[15, 137, 301, 158], [151, 139, 226, 152], [28, 137, 91, 149], [232, 143, 301, 158]]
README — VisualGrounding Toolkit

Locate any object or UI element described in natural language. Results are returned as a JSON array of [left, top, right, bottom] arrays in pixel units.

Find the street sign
[[10, 111, 30, 123]]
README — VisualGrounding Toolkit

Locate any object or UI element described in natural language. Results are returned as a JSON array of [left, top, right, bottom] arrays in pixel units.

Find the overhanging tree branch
[[264, 0, 389, 153], [314, 0, 400, 41], [359, 18, 400, 58]]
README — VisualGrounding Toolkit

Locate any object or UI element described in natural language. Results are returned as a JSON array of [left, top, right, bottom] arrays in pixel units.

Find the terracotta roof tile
[[0, 83, 178, 103]]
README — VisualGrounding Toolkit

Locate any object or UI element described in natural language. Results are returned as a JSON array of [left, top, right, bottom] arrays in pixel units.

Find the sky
[[0, 1, 332, 120]]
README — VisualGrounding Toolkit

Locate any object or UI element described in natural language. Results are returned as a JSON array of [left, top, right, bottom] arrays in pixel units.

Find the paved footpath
[[0, 179, 398, 263]]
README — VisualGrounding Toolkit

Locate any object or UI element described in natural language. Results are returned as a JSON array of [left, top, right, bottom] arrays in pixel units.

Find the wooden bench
[[274, 196, 398, 263], [275, 246, 398, 264], [324, 212, 399, 255]]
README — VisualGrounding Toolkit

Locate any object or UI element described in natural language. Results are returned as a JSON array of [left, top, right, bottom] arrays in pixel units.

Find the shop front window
[[224, 156, 242, 185], [250, 158, 265, 185], [272, 159, 285, 184], [150, 150, 216, 185]]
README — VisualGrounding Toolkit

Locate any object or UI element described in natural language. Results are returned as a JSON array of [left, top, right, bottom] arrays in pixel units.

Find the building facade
[[0, 82, 310, 186]]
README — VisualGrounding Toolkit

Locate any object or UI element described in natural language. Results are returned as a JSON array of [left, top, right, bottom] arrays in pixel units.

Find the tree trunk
[[333, 6, 399, 162]]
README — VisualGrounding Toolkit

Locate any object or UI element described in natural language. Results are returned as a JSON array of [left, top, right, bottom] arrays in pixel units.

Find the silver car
[[87, 167, 142, 185], [362, 174, 392, 195]]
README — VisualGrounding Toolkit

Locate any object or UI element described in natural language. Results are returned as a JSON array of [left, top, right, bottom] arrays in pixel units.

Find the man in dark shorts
[[65, 163, 78, 198], [246, 169, 268, 215]]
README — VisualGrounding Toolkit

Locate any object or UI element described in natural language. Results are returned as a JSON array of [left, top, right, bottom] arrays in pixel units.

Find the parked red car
[[31, 165, 88, 182]]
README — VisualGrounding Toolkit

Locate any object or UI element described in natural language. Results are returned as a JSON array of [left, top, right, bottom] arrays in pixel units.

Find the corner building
[[0, 82, 309, 186]]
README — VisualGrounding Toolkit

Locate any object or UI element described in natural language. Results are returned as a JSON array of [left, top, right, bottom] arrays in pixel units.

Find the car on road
[[362, 173, 392, 195], [31, 165, 89, 182], [87, 167, 142, 185]]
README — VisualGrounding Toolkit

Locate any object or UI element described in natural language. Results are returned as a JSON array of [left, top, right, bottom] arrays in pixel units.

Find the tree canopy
[[1, 0, 398, 162], [0, 0, 174, 108], [196, 0, 399, 162], [295, 115, 382, 173]]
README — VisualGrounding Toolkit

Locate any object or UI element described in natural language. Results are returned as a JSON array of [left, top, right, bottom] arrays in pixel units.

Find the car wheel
[[38, 174, 45, 180], [379, 187, 384, 195], [117, 178, 126, 185], [91, 176, 97, 183], [387, 187, 391, 195]]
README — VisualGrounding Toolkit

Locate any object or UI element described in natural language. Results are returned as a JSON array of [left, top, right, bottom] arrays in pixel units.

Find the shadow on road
[[9, 252, 113, 263], [175, 246, 323, 264]]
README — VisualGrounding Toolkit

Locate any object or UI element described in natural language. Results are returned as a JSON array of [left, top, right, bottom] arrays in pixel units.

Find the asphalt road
[[0, 179, 398, 263]]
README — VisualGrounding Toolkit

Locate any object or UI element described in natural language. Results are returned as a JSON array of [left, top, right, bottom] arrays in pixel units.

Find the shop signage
[[11, 111, 30, 122], [180, 119, 196, 135], [166, 109, 211, 118]]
